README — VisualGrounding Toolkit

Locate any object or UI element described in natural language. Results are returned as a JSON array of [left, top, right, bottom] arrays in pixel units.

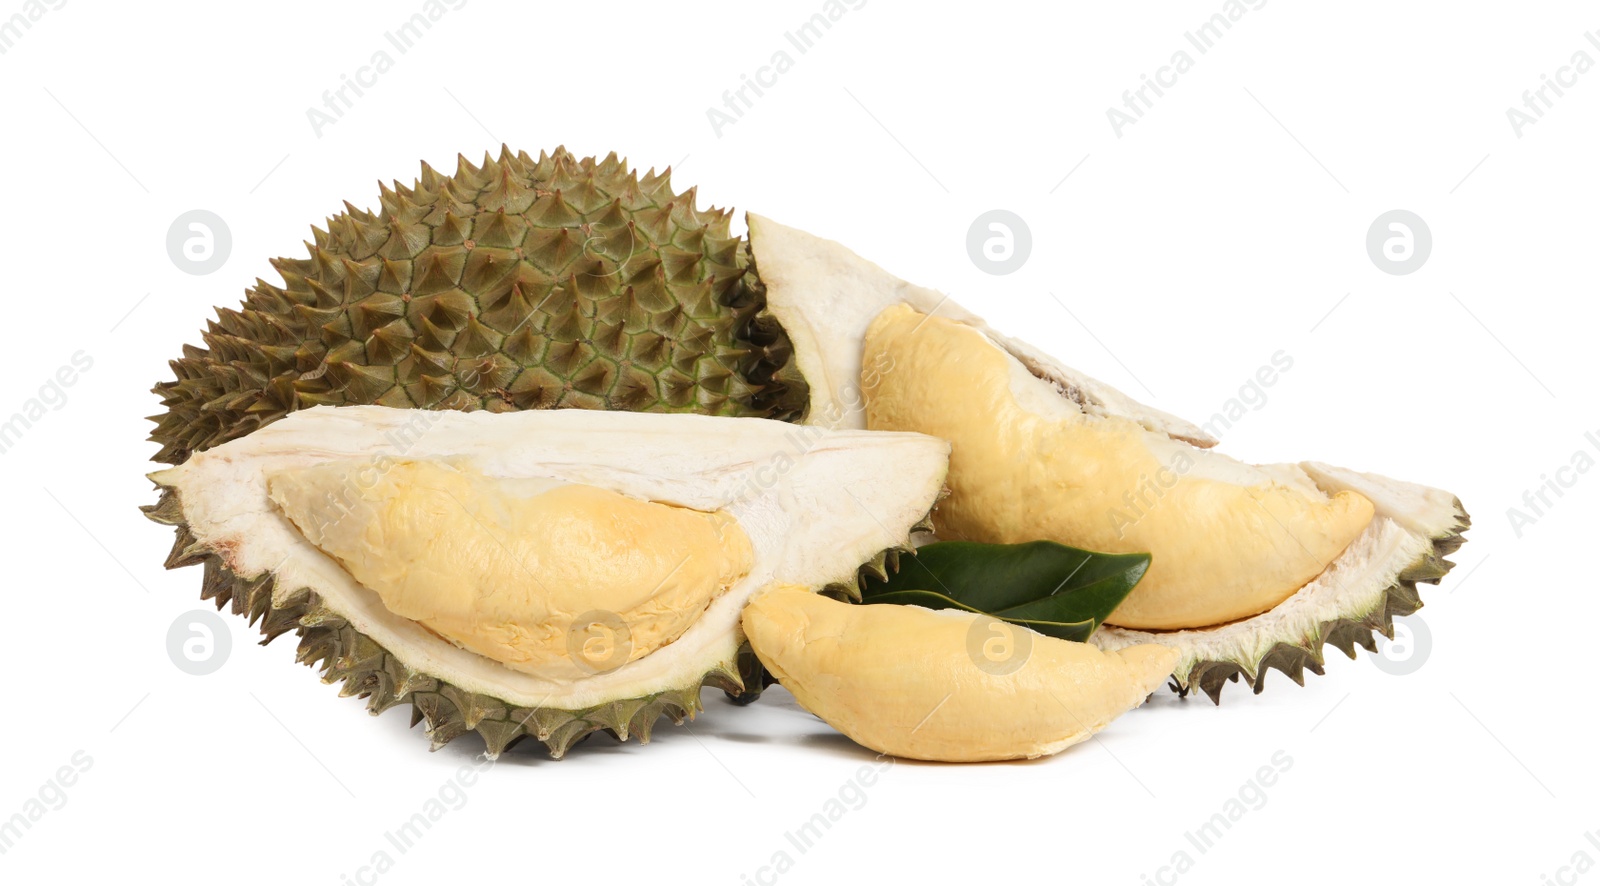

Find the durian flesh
[[743, 585, 1178, 762], [147, 405, 948, 750], [267, 460, 755, 680], [748, 214, 1468, 698], [862, 304, 1377, 630]]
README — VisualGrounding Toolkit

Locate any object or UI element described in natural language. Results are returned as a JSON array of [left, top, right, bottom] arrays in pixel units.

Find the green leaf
[[859, 540, 1150, 641]]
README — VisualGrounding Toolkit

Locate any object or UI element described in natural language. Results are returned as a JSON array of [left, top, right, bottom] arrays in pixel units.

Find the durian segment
[[267, 460, 754, 679], [862, 305, 1376, 630], [149, 405, 948, 713], [1092, 466, 1467, 700], [747, 213, 1213, 444], [742, 585, 1177, 762], [746, 213, 1467, 697]]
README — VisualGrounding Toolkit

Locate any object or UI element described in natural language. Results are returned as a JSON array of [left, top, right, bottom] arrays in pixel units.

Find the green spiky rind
[[145, 484, 936, 755], [825, 509, 935, 603], [1169, 503, 1469, 704], [145, 485, 734, 758], [148, 146, 807, 466]]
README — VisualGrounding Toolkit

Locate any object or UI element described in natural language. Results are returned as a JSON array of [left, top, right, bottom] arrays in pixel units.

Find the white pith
[[150, 405, 948, 710]]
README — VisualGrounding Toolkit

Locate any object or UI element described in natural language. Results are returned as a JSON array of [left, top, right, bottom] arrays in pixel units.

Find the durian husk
[[143, 485, 933, 758]]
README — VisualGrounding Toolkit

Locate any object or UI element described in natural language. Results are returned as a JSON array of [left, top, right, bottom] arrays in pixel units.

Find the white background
[[1, 1, 1595, 884]]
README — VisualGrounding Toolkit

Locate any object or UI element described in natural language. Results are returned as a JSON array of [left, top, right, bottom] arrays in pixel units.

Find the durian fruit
[[864, 306, 1380, 631], [746, 215, 1468, 701], [742, 585, 1177, 762], [148, 146, 806, 466], [145, 405, 948, 757]]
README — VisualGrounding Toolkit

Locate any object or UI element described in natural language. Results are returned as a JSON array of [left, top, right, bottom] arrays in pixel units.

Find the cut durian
[[747, 214, 1468, 700], [144, 151, 819, 751], [146, 405, 948, 756], [743, 585, 1177, 762]]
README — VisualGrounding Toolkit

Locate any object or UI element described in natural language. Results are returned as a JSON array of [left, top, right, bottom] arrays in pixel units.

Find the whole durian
[[148, 146, 806, 465]]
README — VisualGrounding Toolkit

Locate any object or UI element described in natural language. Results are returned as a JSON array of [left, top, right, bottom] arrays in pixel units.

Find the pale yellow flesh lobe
[[862, 305, 1376, 630], [267, 459, 753, 679], [742, 586, 1178, 762]]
